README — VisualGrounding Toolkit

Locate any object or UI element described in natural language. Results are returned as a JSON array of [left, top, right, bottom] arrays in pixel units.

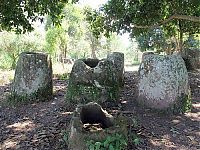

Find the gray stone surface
[[68, 102, 127, 150], [107, 52, 124, 86], [66, 52, 124, 104], [141, 51, 154, 61], [137, 54, 191, 113], [182, 49, 200, 70], [11, 52, 53, 101]]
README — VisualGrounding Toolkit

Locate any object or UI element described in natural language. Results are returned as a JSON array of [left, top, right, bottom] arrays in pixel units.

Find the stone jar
[[137, 54, 191, 114]]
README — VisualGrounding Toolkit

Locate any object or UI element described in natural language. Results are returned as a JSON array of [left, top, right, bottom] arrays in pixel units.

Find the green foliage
[[66, 78, 120, 105], [131, 134, 141, 146], [100, 0, 200, 36], [0, 32, 44, 69], [0, 0, 79, 33], [6, 91, 44, 106], [44, 4, 92, 60], [84, 7, 108, 39], [86, 133, 127, 150], [56, 73, 70, 80], [136, 28, 168, 52], [62, 130, 69, 143], [85, 0, 200, 52], [184, 35, 200, 49]]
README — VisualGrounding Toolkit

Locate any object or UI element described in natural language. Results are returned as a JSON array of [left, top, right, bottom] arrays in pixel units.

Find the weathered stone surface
[[68, 102, 127, 150], [137, 54, 191, 113], [66, 52, 124, 104], [107, 52, 124, 86], [11, 52, 53, 102], [182, 49, 200, 70], [141, 51, 154, 61]]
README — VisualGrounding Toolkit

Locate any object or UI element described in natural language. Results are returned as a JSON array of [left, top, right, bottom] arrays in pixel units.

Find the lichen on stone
[[10, 52, 53, 103], [137, 54, 191, 114], [66, 52, 124, 105], [68, 102, 128, 150]]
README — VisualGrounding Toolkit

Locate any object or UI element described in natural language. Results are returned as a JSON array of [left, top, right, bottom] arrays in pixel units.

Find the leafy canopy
[[86, 0, 200, 38], [0, 0, 78, 33]]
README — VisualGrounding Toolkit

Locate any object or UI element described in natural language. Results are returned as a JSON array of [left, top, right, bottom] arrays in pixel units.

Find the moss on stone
[[68, 105, 128, 150], [10, 52, 53, 105], [66, 81, 119, 105], [8, 85, 53, 105]]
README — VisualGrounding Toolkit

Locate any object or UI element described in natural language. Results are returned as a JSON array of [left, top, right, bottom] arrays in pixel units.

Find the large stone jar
[[66, 52, 124, 105], [137, 54, 191, 114], [11, 52, 53, 102]]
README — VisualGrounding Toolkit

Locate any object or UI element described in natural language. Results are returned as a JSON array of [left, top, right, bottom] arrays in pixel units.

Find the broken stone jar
[[66, 52, 124, 104], [68, 102, 128, 150]]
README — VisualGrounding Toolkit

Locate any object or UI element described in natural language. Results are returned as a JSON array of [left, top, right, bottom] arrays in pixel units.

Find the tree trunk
[[178, 20, 183, 52], [91, 46, 97, 59]]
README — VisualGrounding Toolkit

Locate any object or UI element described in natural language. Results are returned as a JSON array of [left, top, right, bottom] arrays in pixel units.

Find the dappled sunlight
[[53, 84, 66, 92], [124, 65, 139, 72], [185, 112, 200, 121], [172, 119, 181, 124], [60, 111, 73, 115], [52, 62, 73, 76], [7, 120, 35, 132], [193, 103, 200, 108], [0, 69, 14, 85], [149, 136, 177, 148], [1, 134, 27, 149], [40, 108, 47, 112], [149, 133, 187, 149], [1, 139, 18, 149]]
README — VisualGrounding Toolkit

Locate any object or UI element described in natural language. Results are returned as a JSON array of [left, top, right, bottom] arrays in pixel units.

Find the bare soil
[[0, 69, 199, 150]]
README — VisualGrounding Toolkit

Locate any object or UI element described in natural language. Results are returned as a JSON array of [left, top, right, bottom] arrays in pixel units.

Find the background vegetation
[[0, 1, 199, 70]]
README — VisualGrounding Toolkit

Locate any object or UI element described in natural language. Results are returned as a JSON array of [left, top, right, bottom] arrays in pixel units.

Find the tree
[[0, 31, 44, 69], [87, 0, 200, 52], [0, 0, 78, 33], [45, 3, 92, 61]]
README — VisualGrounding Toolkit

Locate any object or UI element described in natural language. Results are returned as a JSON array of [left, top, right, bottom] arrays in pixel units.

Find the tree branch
[[131, 14, 200, 29]]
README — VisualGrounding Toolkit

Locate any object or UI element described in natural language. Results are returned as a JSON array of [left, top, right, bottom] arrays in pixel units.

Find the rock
[[68, 102, 128, 150], [137, 54, 191, 114], [11, 52, 53, 102], [80, 102, 114, 129], [107, 52, 124, 86], [66, 52, 124, 104], [182, 49, 200, 70], [141, 51, 154, 61]]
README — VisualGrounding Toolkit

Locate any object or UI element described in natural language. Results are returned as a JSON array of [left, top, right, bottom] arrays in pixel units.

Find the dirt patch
[[0, 69, 199, 150]]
